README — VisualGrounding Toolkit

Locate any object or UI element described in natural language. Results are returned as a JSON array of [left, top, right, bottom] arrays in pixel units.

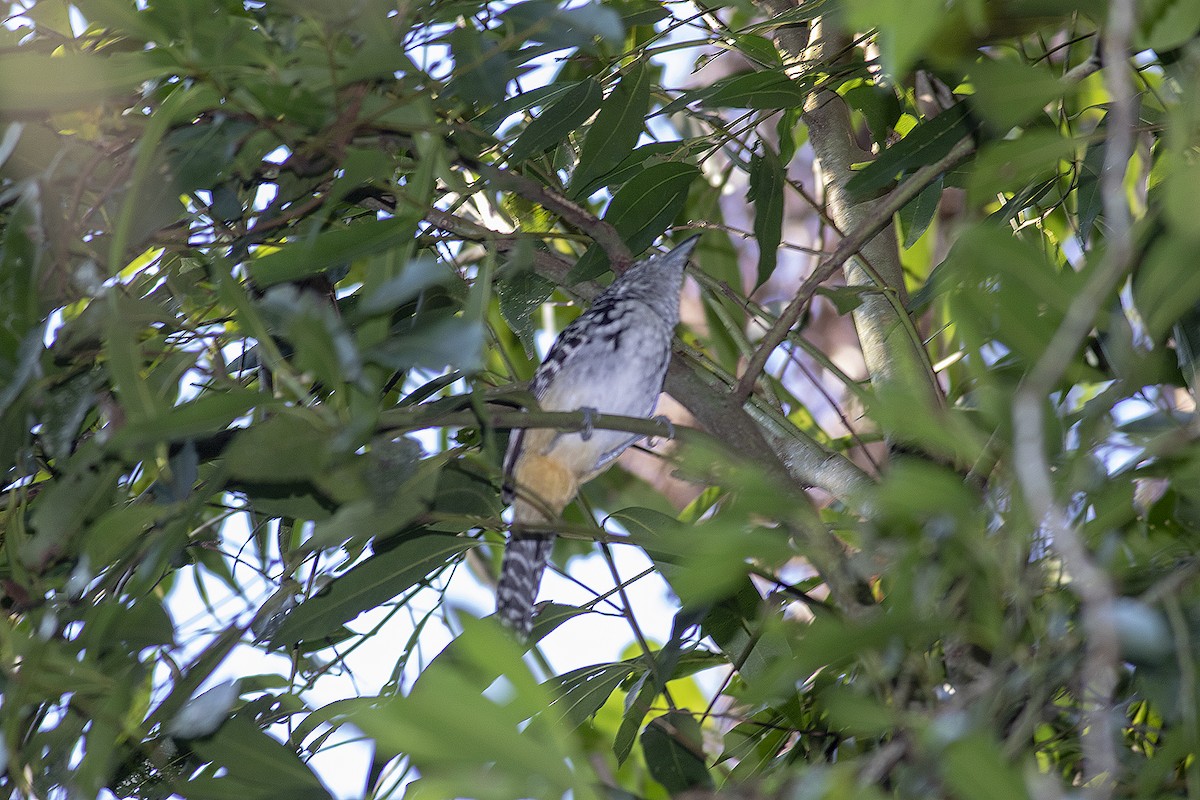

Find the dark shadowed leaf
[[748, 144, 785, 288], [183, 716, 332, 800], [271, 534, 471, 645], [248, 219, 410, 287], [500, 1, 624, 53], [510, 79, 605, 163], [642, 711, 714, 794], [568, 162, 700, 281], [546, 662, 638, 727], [897, 173, 942, 248], [846, 103, 977, 199], [701, 70, 811, 109], [498, 257, 556, 357], [570, 59, 652, 196]]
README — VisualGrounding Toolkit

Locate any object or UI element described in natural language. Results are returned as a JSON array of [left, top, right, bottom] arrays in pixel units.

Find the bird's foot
[[647, 415, 675, 447], [580, 406, 598, 441]]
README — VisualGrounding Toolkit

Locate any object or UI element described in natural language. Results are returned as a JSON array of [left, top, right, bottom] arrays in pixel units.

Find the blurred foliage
[[1, 0, 1200, 798]]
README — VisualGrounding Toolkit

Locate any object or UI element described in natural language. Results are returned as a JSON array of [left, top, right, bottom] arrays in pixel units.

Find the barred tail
[[496, 534, 554, 639]]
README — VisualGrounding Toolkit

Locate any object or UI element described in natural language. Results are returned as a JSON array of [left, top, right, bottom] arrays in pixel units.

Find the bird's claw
[[647, 415, 674, 447], [580, 407, 597, 441]]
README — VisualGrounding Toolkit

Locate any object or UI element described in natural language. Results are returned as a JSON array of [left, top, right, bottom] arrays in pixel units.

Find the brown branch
[[478, 166, 633, 270]]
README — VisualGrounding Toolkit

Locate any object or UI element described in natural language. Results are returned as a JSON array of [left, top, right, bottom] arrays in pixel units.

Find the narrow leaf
[[570, 59, 652, 197], [748, 145, 785, 287], [641, 711, 714, 794], [186, 716, 332, 799], [271, 534, 471, 645], [897, 174, 943, 249], [510, 79, 604, 163], [545, 662, 638, 727], [248, 219, 408, 287], [568, 162, 700, 281], [846, 103, 977, 200], [702, 70, 810, 109]]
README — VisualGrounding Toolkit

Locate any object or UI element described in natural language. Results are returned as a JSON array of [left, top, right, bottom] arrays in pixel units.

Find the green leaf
[[701, 70, 811, 109], [969, 57, 1065, 132], [271, 534, 471, 645], [1076, 134, 1105, 241], [498, 255, 556, 357], [609, 0, 670, 27], [357, 257, 455, 318], [641, 711, 714, 794], [843, 0, 944, 77], [571, 140, 704, 199], [1138, 0, 1200, 51], [846, 103, 977, 200], [940, 733, 1030, 800], [844, 83, 902, 145], [509, 79, 604, 163], [614, 670, 656, 764], [816, 285, 869, 315], [365, 315, 485, 372], [248, 219, 410, 287], [23, 450, 124, 570], [546, 662, 638, 727], [568, 162, 700, 281], [110, 390, 260, 450], [446, 27, 512, 107], [305, 458, 440, 550], [0, 51, 162, 113], [82, 504, 170, 567], [819, 685, 897, 736], [500, 1, 625, 53], [1163, 160, 1200, 243], [431, 461, 504, 519], [941, 225, 1075, 363], [727, 33, 785, 67], [966, 131, 1078, 207], [1135, 237, 1200, 341], [352, 617, 587, 798], [266, 285, 363, 387], [0, 192, 42, 362], [896, 173, 943, 249], [570, 59, 652, 197], [224, 413, 333, 483], [748, 144, 785, 288], [184, 716, 332, 800]]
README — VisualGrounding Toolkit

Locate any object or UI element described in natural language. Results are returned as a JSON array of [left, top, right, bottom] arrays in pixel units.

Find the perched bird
[[496, 236, 700, 638]]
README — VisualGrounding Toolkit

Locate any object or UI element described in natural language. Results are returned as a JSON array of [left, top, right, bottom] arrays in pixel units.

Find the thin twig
[[733, 136, 976, 403], [478, 166, 633, 269], [379, 406, 681, 441], [599, 542, 677, 710], [1011, 0, 1136, 794]]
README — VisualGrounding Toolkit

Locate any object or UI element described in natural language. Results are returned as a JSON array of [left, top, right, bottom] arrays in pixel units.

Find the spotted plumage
[[496, 236, 699, 638]]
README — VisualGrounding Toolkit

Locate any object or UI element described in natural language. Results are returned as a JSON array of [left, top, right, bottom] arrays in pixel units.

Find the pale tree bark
[[753, 7, 944, 415]]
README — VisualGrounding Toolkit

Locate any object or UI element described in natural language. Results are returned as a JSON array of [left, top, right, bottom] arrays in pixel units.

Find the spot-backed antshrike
[[496, 235, 700, 638]]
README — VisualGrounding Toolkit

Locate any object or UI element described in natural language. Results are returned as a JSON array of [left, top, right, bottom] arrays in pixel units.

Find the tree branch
[[479, 166, 633, 269], [1011, 0, 1137, 794], [733, 136, 975, 404], [736, 9, 948, 420]]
